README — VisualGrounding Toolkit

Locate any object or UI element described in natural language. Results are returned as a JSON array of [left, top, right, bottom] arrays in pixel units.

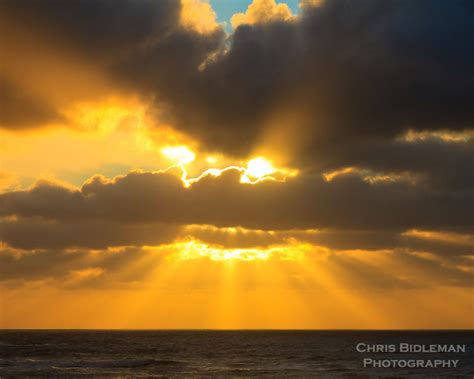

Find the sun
[[161, 146, 196, 165], [246, 157, 275, 178]]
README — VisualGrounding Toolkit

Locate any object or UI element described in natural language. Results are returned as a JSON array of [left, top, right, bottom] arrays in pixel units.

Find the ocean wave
[[4, 357, 184, 370], [55, 358, 183, 369]]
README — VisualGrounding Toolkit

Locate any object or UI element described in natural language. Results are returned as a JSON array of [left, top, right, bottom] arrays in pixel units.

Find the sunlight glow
[[160, 147, 298, 188], [401, 129, 474, 143], [323, 167, 355, 182], [161, 146, 196, 165], [173, 239, 306, 261], [403, 229, 474, 247], [246, 157, 275, 178]]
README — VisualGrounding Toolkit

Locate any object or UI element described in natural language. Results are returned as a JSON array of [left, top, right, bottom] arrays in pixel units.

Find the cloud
[[0, 219, 181, 250], [0, 245, 165, 286], [137, 0, 474, 160], [0, 0, 182, 60], [0, 0, 224, 129], [0, 169, 471, 232], [181, 0, 220, 34], [316, 138, 474, 190], [184, 225, 474, 256], [231, 0, 295, 29], [0, 78, 65, 129], [2, 0, 472, 162], [299, 0, 324, 8]]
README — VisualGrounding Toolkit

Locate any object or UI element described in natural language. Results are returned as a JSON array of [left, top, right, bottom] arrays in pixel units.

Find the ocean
[[1, 330, 472, 377]]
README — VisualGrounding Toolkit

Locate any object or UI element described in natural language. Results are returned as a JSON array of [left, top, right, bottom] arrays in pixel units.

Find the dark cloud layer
[[100, 0, 474, 165], [0, 0, 183, 59], [1, 170, 472, 232], [174, 0, 474, 157], [0, 219, 181, 249], [2, 1, 473, 151], [186, 226, 474, 256]]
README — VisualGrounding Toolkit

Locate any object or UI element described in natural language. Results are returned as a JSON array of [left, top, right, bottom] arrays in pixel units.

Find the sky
[[0, 0, 473, 329]]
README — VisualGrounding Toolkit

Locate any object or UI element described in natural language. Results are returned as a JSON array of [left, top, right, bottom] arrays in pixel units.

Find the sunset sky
[[0, 0, 473, 329]]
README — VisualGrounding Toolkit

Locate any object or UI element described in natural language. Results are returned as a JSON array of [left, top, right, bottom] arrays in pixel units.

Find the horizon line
[[1, 328, 473, 332]]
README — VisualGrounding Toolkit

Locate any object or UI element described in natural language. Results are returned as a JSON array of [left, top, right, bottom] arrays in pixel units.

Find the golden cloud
[[231, 0, 295, 29], [180, 0, 220, 34]]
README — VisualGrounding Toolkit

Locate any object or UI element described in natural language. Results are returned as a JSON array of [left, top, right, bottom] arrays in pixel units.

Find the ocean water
[[0, 330, 472, 378]]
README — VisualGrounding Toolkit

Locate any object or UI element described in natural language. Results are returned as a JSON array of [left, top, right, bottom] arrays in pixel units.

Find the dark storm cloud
[[0, 0, 182, 58], [127, 0, 474, 158], [0, 170, 472, 232]]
